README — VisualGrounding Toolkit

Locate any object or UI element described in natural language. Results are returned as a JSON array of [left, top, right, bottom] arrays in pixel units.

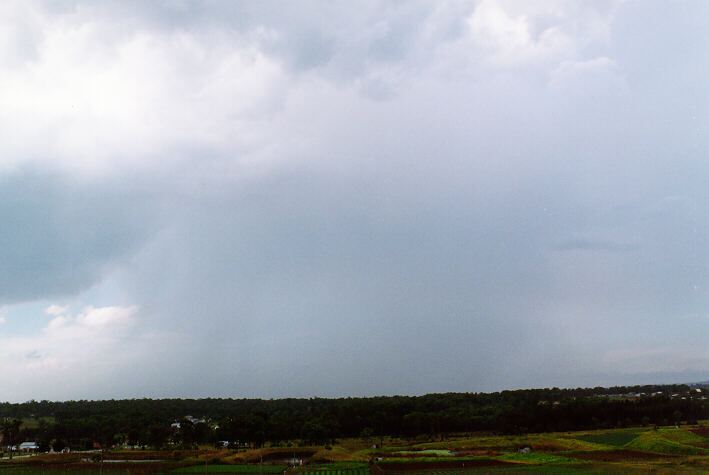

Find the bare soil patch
[[690, 427, 709, 437], [531, 441, 565, 452]]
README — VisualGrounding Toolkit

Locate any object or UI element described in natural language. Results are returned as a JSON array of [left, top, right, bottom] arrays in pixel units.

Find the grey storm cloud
[[0, 172, 157, 305], [554, 238, 639, 253], [0, 0, 708, 401]]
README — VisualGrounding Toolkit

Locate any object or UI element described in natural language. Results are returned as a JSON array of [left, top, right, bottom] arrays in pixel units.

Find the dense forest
[[1, 384, 707, 452]]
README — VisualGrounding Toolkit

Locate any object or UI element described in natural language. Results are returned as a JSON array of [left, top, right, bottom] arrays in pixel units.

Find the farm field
[[1, 425, 709, 473], [173, 466, 288, 472]]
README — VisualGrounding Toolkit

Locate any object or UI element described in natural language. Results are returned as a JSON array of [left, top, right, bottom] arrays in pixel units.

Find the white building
[[19, 442, 39, 452]]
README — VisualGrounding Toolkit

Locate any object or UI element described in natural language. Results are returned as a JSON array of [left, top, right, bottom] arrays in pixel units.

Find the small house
[[19, 442, 39, 453]]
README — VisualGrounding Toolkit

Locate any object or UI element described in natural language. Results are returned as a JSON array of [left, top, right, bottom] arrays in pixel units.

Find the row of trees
[[0, 419, 21, 458], [1, 384, 706, 450]]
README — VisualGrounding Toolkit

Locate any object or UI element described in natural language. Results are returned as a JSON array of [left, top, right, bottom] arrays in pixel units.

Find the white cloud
[[0, 5, 289, 177], [0, 1, 623, 181], [549, 56, 626, 91], [46, 315, 69, 330], [0, 316, 5, 324], [0, 304, 140, 399], [75, 305, 137, 327], [45, 304, 68, 316], [465, 0, 575, 68]]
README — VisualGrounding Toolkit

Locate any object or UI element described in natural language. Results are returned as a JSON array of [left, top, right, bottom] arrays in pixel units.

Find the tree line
[[1, 383, 706, 451]]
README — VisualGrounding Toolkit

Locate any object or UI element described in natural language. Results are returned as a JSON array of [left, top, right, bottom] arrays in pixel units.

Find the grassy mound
[[657, 428, 709, 444], [625, 430, 709, 455]]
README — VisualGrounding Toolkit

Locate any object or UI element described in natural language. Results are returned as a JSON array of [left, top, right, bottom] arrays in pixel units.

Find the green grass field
[[572, 429, 642, 447], [478, 466, 611, 473], [392, 449, 452, 455], [625, 430, 709, 455], [172, 465, 287, 472]]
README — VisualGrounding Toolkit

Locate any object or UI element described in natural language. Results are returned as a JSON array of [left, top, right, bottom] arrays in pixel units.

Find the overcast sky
[[1, 0, 708, 402]]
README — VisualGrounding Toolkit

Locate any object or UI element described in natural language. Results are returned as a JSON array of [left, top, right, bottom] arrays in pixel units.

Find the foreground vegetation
[[1, 424, 709, 473]]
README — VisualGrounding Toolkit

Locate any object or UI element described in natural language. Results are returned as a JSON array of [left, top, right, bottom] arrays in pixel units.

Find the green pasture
[[572, 429, 642, 447], [480, 466, 620, 473], [172, 465, 287, 472], [625, 430, 709, 455], [392, 449, 452, 455], [657, 427, 709, 444]]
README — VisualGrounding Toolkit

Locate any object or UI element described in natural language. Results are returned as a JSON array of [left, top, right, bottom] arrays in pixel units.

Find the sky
[[1, 0, 709, 402]]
